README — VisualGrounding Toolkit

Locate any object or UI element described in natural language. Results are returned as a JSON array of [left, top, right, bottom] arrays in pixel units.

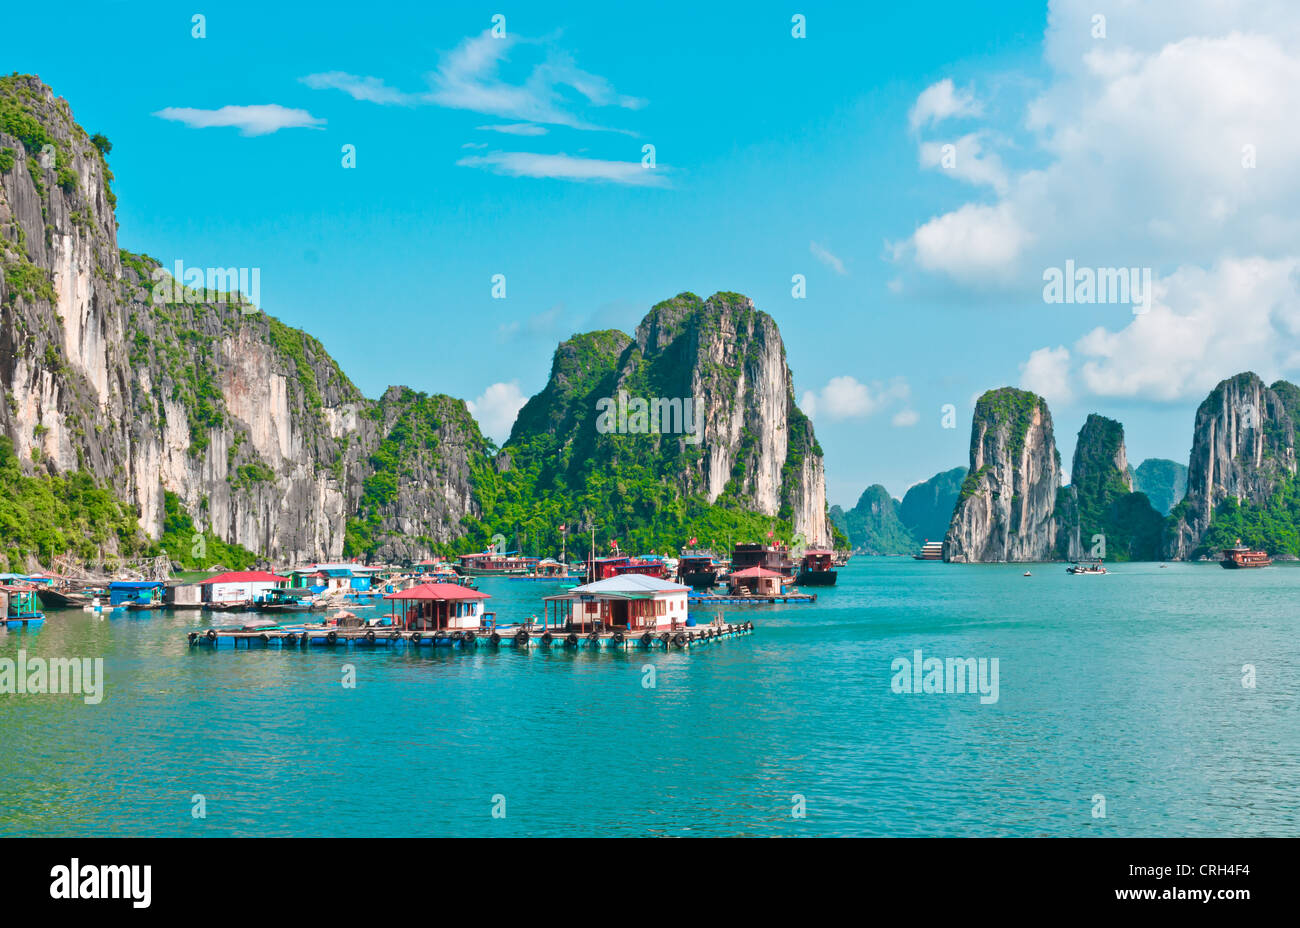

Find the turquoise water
[[1, 560, 1297, 837]]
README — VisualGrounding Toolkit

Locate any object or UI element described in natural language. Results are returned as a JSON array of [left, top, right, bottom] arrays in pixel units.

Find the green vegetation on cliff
[[898, 466, 965, 542], [1131, 458, 1188, 515], [1061, 415, 1163, 561], [0, 436, 143, 571], [835, 485, 914, 554], [150, 491, 258, 570]]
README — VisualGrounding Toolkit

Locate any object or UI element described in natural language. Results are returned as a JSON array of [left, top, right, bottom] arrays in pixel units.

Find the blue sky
[[7, 1, 1298, 508]]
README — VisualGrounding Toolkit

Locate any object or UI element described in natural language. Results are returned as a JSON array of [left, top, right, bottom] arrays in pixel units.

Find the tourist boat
[[795, 549, 838, 586], [676, 550, 721, 589], [1220, 542, 1271, 569], [506, 558, 577, 581], [1, 584, 45, 627], [730, 543, 797, 579], [585, 555, 671, 582], [454, 552, 540, 576], [1066, 560, 1107, 575], [913, 541, 944, 561]]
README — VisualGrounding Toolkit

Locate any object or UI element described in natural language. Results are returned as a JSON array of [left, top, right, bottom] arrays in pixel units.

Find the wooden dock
[[187, 621, 754, 651], [688, 592, 816, 605]]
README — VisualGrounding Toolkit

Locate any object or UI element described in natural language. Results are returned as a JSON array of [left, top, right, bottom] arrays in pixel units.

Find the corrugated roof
[[198, 571, 288, 585], [729, 567, 785, 578], [570, 575, 689, 594]]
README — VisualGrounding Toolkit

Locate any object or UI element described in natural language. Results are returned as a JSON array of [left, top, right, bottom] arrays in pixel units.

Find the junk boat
[[730, 543, 797, 579], [676, 550, 721, 589], [913, 541, 944, 561], [454, 552, 540, 577], [795, 549, 837, 586], [1066, 560, 1107, 575], [1220, 541, 1271, 569]]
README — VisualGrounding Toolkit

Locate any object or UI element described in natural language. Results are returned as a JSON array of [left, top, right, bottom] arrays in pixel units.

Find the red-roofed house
[[198, 571, 289, 605], [383, 583, 492, 631], [727, 566, 784, 596]]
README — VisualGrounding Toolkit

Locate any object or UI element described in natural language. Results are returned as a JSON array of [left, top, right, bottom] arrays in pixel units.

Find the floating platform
[[4, 617, 44, 629], [688, 592, 816, 605], [187, 622, 754, 651]]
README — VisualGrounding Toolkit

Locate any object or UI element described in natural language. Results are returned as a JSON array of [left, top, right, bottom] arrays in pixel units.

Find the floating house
[[288, 564, 381, 593], [199, 571, 288, 605], [1, 584, 45, 627], [383, 583, 492, 631], [727, 566, 785, 596], [108, 581, 165, 608], [795, 550, 838, 586], [543, 574, 691, 632], [584, 555, 670, 582], [165, 583, 204, 609]]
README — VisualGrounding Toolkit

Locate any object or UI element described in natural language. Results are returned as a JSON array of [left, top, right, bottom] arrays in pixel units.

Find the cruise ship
[[913, 541, 944, 561]]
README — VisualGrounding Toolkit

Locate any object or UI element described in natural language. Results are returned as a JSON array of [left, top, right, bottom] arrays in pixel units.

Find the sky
[[5, 1, 1299, 508]]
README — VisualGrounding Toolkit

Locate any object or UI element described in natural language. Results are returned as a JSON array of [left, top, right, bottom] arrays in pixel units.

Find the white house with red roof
[[383, 583, 492, 631], [199, 571, 289, 605]]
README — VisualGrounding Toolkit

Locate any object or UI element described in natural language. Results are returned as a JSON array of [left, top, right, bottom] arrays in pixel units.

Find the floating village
[[0, 542, 850, 653]]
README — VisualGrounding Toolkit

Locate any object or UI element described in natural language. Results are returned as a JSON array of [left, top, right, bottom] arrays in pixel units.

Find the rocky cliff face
[[833, 484, 912, 555], [944, 388, 1061, 562], [1131, 458, 1188, 516], [621, 292, 829, 544], [898, 466, 966, 545], [1163, 372, 1299, 558], [0, 76, 486, 566]]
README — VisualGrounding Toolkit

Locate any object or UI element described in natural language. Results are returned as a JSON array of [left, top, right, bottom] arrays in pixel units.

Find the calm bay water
[[1, 560, 1297, 837]]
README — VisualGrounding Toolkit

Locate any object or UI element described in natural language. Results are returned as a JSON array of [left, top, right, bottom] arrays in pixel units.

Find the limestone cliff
[[0, 76, 487, 566], [1163, 372, 1299, 558], [944, 388, 1060, 562], [1055, 414, 1163, 561]]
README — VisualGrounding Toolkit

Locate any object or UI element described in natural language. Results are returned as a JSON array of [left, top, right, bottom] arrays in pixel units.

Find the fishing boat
[[1, 585, 45, 627], [1066, 560, 1107, 575], [676, 550, 721, 589], [795, 549, 838, 586], [585, 555, 672, 582], [256, 588, 317, 613], [1220, 541, 1271, 569], [913, 541, 944, 561]]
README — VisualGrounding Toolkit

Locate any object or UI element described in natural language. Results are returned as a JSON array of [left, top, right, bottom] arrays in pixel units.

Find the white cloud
[[303, 31, 644, 133], [810, 241, 847, 276], [918, 132, 1009, 194], [1072, 257, 1300, 401], [1019, 345, 1073, 406], [909, 78, 983, 131], [457, 151, 667, 186], [477, 123, 548, 136], [912, 201, 1026, 283], [467, 381, 528, 444], [801, 376, 910, 421], [299, 72, 414, 104], [153, 105, 325, 136], [891, 408, 920, 427]]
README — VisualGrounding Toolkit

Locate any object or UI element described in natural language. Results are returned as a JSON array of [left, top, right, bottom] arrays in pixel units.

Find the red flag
[[689, 537, 697, 546], [767, 530, 774, 538], [559, 524, 566, 532]]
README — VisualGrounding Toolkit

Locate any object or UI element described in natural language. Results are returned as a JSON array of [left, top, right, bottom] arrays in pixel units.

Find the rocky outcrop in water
[[943, 388, 1061, 562], [1055, 414, 1163, 561], [1163, 372, 1299, 558], [898, 466, 966, 545], [1131, 458, 1188, 516]]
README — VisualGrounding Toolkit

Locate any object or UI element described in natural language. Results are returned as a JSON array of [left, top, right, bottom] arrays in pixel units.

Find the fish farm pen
[[187, 622, 754, 651]]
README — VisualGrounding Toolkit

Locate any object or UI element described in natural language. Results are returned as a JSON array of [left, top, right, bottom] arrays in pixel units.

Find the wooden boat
[[730, 543, 797, 579], [1066, 560, 1107, 575], [124, 601, 167, 611], [205, 600, 254, 612], [676, 551, 720, 589], [454, 553, 540, 576], [2, 585, 46, 627], [1220, 542, 1271, 569], [506, 558, 577, 581], [795, 550, 838, 586]]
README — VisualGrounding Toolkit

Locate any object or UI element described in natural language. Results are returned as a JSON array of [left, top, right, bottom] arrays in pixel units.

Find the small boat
[[676, 551, 720, 589], [1220, 541, 1271, 569], [1066, 560, 1107, 575], [1023, 571, 1032, 577], [2, 585, 46, 627], [205, 600, 254, 612]]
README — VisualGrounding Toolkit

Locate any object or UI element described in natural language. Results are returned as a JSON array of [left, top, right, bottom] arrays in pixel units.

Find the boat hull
[[795, 569, 837, 586]]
